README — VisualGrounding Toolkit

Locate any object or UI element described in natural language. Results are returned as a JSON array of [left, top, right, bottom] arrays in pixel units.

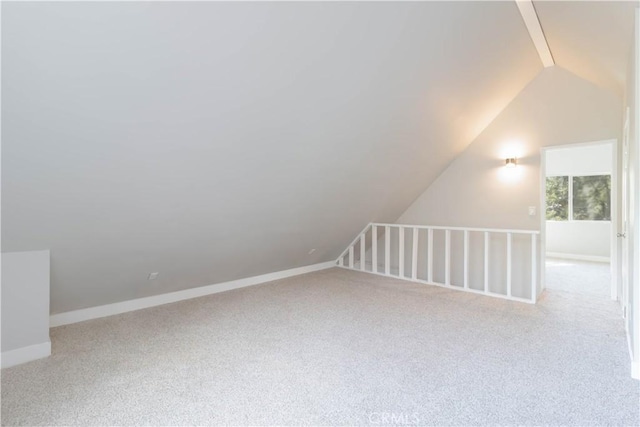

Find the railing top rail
[[372, 223, 540, 235]]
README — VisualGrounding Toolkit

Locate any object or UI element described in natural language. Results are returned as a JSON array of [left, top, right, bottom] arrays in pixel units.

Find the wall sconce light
[[505, 157, 517, 168]]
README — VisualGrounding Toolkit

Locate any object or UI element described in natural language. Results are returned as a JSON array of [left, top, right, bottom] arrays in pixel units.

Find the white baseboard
[[627, 331, 639, 380], [1, 341, 51, 369], [50, 261, 336, 327], [546, 252, 610, 263]]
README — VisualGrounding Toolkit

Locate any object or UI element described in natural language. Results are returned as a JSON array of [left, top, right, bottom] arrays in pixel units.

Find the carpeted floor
[[1, 268, 638, 426], [545, 257, 611, 297]]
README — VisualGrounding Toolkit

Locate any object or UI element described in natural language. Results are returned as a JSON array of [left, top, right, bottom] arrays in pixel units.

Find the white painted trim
[[377, 222, 538, 235], [630, 331, 639, 379], [338, 223, 372, 260], [568, 176, 574, 221], [539, 146, 547, 297], [627, 331, 638, 380], [50, 261, 335, 327], [633, 7, 640, 384], [544, 139, 618, 151], [515, 0, 554, 67], [338, 266, 535, 305], [546, 252, 610, 263], [1, 341, 51, 369], [531, 234, 537, 297], [610, 138, 619, 301], [545, 220, 613, 223], [343, 225, 540, 303], [541, 139, 618, 302]]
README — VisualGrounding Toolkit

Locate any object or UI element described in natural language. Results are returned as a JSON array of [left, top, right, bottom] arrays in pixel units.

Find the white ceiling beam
[[516, 0, 555, 67]]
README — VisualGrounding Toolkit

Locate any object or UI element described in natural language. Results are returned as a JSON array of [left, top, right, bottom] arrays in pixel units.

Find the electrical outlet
[[528, 206, 536, 216], [148, 272, 159, 280]]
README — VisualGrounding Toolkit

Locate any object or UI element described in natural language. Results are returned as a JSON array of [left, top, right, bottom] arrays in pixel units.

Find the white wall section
[[1, 2, 543, 314], [546, 221, 611, 260], [1, 250, 51, 368], [545, 143, 613, 176]]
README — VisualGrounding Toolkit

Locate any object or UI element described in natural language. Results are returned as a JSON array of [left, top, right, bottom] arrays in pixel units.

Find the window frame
[[545, 173, 612, 223]]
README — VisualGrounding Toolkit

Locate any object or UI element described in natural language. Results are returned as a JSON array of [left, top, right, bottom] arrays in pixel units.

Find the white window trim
[[546, 173, 611, 222]]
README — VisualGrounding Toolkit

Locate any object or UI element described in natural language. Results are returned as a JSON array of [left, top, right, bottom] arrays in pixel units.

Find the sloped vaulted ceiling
[[534, 0, 637, 96], [2, 2, 542, 312]]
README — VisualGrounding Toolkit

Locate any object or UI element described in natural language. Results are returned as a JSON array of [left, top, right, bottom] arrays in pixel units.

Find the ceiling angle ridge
[[516, 0, 555, 67]]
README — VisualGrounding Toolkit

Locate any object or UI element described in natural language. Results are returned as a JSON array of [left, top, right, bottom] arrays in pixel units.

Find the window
[[545, 175, 611, 221], [546, 176, 568, 220], [572, 175, 611, 220]]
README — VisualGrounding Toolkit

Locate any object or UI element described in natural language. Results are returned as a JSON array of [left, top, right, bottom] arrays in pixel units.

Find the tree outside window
[[546, 176, 568, 220], [572, 175, 611, 220], [546, 175, 610, 221]]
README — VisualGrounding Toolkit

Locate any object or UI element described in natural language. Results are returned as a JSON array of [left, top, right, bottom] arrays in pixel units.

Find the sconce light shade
[[505, 157, 517, 168]]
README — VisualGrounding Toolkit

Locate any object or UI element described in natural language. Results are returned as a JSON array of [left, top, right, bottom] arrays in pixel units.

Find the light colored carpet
[[545, 257, 611, 297], [2, 268, 638, 426]]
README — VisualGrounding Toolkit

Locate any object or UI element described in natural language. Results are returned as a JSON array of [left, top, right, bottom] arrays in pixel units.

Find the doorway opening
[[541, 140, 617, 299]]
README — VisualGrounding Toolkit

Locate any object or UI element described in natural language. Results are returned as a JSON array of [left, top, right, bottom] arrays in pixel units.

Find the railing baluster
[[427, 228, 433, 283], [411, 228, 418, 280], [531, 234, 537, 302], [484, 231, 489, 293], [338, 223, 540, 304], [506, 232, 512, 297], [385, 226, 391, 275], [348, 246, 354, 269], [463, 230, 469, 289], [360, 234, 366, 271], [399, 227, 405, 278], [372, 225, 378, 274], [445, 230, 451, 286]]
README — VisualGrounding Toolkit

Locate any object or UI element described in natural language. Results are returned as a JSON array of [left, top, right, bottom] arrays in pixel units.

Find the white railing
[[337, 223, 540, 304]]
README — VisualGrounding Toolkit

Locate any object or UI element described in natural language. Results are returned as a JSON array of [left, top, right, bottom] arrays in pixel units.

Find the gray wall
[[1, 2, 542, 313], [396, 67, 622, 297], [1, 251, 50, 356], [397, 67, 621, 230]]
